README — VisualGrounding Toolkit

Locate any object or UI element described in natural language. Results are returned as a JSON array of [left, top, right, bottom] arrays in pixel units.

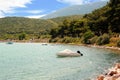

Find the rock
[[96, 63, 120, 80], [108, 71, 117, 76], [97, 75, 104, 80]]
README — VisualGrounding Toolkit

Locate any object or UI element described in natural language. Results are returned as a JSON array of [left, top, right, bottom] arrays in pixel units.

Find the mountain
[[49, 15, 83, 25], [0, 17, 58, 35], [0, 15, 84, 36], [42, 1, 107, 19]]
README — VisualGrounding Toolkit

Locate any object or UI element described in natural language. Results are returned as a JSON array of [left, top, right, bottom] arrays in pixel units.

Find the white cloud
[[26, 14, 47, 18], [25, 10, 44, 14], [0, 0, 32, 17], [57, 0, 83, 5], [57, 0, 109, 5]]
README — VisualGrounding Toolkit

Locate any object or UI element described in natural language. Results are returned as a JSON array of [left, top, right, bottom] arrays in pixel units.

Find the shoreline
[[0, 40, 120, 51], [87, 44, 120, 51]]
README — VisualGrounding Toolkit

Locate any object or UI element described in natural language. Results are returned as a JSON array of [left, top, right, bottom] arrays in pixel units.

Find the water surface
[[0, 43, 120, 80]]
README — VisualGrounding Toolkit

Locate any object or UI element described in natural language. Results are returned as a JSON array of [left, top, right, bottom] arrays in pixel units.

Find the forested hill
[[84, 0, 120, 34], [0, 15, 83, 40], [0, 17, 58, 34], [0, 15, 83, 35], [49, 15, 83, 25], [50, 0, 120, 47]]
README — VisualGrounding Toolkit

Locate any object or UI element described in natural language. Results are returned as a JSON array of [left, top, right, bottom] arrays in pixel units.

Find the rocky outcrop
[[97, 63, 120, 80]]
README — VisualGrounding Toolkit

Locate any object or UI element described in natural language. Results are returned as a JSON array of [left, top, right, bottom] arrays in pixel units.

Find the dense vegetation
[[50, 0, 120, 47], [0, 17, 59, 40], [49, 15, 83, 25], [0, 15, 82, 40]]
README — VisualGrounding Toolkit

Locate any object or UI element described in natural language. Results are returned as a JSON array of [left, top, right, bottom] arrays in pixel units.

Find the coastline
[[87, 44, 120, 51], [1, 40, 120, 51]]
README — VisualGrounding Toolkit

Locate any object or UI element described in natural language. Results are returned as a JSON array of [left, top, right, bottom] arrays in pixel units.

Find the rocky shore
[[88, 45, 120, 51], [97, 63, 120, 80]]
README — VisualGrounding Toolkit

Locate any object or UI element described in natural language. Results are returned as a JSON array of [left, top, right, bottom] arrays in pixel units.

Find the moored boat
[[57, 49, 83, 57], [6, 41, 13, 44]]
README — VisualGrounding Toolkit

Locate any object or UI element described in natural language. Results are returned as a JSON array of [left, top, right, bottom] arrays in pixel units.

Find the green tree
[[19, 32, 26, 40], [81, 31, 94, 44]]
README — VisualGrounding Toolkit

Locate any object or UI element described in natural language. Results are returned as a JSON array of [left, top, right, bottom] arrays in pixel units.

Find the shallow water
[[0, 43, 120, 80]]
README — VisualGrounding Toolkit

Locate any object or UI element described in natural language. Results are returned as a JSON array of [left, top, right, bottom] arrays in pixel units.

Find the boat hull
[[57, 52, 81, 57]]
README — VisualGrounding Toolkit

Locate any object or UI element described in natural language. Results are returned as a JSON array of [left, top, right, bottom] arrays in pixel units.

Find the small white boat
[[57, 49, 82, 57], [6, 41, 13, 44], [42, 43, 48, 45]]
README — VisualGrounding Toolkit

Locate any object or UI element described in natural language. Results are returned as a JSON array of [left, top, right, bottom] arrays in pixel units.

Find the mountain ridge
[[42, 1, 108, 19]]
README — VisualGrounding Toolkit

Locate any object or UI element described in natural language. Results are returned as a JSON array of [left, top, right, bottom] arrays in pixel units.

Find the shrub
[[96, 34, 110, 45], [81, 31, 94, 44], [117, 40, 120, 47], [61, 37, 80, 43], [49, 38, 59, 43], [90, 36, 98, 44], [101, 34, 110, 44], [96, 36, 103, 45], [19, 33, 26, 40]]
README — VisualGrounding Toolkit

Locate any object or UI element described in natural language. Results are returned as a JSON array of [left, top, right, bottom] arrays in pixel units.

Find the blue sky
[[0, 0, 109, 18]]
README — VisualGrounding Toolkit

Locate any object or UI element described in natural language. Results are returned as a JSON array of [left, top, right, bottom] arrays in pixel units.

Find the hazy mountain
[[42, 1, 107, 19]]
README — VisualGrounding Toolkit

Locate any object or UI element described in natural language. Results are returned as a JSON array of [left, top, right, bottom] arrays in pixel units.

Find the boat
[[6, 41, 13, 44], [57, 49, 83, 57], [42, 43, 48, 45]]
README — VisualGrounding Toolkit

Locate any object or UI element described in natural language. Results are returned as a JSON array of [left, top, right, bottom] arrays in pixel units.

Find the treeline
[[0, 17, 58, 40], [0, 15, 83, 40], [50, 0, 120, 47], [0, 17, 59, 34], [49, 15, 83, 25]]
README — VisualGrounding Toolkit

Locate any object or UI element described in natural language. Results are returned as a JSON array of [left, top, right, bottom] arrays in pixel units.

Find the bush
[[96, 34, 110, 45], [96, 36, 103, 45], [49, 38, 59, 43], [117, 40, 120, 47], [90, 36, 98, 44], [19, 33, 26, 40], [101, 34, 110, 44], [81, 31, 94, 44]]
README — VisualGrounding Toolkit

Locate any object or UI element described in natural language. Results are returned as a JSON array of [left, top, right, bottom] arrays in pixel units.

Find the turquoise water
[[0, 43, 120, 80]]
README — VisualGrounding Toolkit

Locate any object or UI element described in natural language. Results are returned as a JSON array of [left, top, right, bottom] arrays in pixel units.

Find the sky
[[0, 0, 109, 18]]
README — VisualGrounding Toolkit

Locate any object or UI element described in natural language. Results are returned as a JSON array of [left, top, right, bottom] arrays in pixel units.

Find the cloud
[[57, 0, 83, 5], [57, 0, 109, 5], [0, 0, 32, 17], [25, 10, 44, 14], [26, 14, 47, 18]]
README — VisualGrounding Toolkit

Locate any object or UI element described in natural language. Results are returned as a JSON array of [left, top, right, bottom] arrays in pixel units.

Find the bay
[[0, 43, 120, 80]]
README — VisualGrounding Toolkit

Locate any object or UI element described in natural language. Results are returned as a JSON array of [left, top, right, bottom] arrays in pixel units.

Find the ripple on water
[[0, 43, 120, 80]]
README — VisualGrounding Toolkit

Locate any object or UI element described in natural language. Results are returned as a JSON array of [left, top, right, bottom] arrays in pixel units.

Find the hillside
[[0, 17, 58, 34], [49, 15, 83, 25], [0, 15, 83, 35], [49, 0, 120, 47], [42, 1, 107, 19], [0, 15, 83, 40]]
